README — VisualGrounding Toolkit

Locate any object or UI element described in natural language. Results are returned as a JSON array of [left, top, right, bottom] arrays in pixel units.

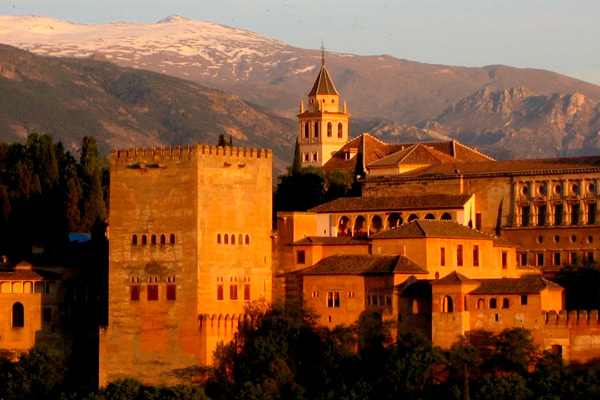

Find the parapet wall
[[542, 310, 600, 325], [110, 145, 272, 166]]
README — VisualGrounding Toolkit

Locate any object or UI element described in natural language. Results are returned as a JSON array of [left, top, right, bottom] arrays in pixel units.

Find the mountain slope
[[1, 15, 600, 125], [0, 44, 295, 171]]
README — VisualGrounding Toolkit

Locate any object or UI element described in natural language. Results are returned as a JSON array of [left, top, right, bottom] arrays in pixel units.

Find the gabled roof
[[370, 220, 496, 241], [309, 194, 473, 213], [293, 236, 370, 246], [301, 254, 428, 276], [469, 275, 563, 294], [432, 271, 477, 285], [0, 268, 61, 281], [308, 65, 339, 96], [368, 143, 459, 169]]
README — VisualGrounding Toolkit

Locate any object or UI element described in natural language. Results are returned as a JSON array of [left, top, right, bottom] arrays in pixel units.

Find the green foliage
[[0, 134, 108, 256], [556, 260, 600, 310]]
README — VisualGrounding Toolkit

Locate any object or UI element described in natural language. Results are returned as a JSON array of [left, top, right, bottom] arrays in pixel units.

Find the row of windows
[[216, 233, 251, 245], [132, 234, 176, 246], [440, 245, 481, 267], [303, 122, 344, 139], [441, 295, 528, 313], [518, 181, 595, 197], [337, 213, 456, 237], [536, 234, 595, 244], [302, 152, 319, 163], [0, 281, 57, 294], [130, 276, 176, 284], [216, 284, 251, 301], [518, 251, 594, 267], [130, 284, 176, 301], [518, 202, 596, 227]]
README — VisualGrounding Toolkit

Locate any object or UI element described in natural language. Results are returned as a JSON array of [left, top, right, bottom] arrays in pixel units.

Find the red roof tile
[[301, 254, 428, 276], [309, 194, 472, 213]]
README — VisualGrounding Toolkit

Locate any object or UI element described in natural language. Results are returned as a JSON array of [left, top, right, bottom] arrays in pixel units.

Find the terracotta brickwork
[[101, 145, 272, 386]]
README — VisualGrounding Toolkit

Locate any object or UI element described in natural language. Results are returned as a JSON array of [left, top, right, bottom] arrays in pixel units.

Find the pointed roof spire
[[308, 43, 339, 97], [321, 41, 326, 66]]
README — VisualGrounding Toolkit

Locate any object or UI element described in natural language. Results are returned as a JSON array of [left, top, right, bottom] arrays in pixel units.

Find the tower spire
[[320, 41, 325, 66]]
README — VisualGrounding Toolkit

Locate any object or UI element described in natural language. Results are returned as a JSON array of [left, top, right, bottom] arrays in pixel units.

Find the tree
[[79, 136, 107, 231], [291, 138, 302, 175]]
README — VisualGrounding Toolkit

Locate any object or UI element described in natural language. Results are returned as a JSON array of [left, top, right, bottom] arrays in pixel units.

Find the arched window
[[338, 216, 351, 236], [224, 234, 229, 244], [169, 234, 176, 244], [304, 123, 309, 139], [151, 235, 156, 245], [442, 296, 453, 313], [245, 235, 250, 245], [441, 213, 452, 221], [489, 298, 497, 309], [160, 234, 166, 245], [314, 122, 319, 138], [387, 213, 402, 229], [408, 214, 419, 222], [238, 234, 243, 245], [411, 299, 419, 314], [424, 213, 435, 220], [217, 234, 221, 244], [327, 122, 332, 137], [337, 123, 343, 138], [370, 215, 383, 234], [502, 298, 510, 309], [354, 216, 367, 236], [477, 298, 485, 309], [231, 234, 236, 245], [12, 302, 24, 327], [132, 235, 138, 245], [141, 235, 147, 245]]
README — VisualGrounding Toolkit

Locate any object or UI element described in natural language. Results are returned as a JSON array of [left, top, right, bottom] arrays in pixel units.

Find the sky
[[1, 0, 599, 84]]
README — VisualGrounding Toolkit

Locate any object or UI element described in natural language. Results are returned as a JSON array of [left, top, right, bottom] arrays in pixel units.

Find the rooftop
[[309, 194, 473, 213], [301, 254, 428, 276]]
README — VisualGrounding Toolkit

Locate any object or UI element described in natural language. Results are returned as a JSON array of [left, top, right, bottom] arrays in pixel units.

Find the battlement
[[542, 310, 600, 325], [110, 144, 272, 165]]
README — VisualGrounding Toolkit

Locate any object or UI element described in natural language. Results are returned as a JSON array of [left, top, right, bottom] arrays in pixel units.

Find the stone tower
[[100, 145, 273, 386], [297, 54, 350, 167]]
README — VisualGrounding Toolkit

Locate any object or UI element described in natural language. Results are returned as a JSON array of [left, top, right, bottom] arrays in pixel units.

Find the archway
[[354, 216, 367, 236], [387, 213, 402, 229], [370, 215, 383, 234], [442, 296, 453, 313], [338, 216, 351, 236]]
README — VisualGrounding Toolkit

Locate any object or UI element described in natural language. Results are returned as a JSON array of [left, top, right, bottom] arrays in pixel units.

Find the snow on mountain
[[0, 15, 291, 81]]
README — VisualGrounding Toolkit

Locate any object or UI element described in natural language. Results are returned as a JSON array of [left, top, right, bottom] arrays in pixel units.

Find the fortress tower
[[100, 145, 273, 386], [298, 52, 350, 167]]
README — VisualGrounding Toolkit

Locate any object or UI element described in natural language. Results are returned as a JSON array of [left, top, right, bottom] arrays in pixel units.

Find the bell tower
[[297, 47, 350, 167]]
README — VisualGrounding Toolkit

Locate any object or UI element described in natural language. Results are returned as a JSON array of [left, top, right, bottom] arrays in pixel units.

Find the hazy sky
[[2, 0, 599, 84]]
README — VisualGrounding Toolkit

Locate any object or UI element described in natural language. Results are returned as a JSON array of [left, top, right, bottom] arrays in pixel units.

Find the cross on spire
[[320, 41, 326, 66]]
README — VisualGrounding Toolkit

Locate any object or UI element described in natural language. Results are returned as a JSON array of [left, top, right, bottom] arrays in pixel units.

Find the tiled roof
[[469, 275, 563, 294], [366, 156, 600, 182], [309, 194, 472, 213], [398, 278, 433, 297], [432, 271, 477, 285], [370, 220, 496, 241], [368, 144, 459, 168], [308, 65, 339, 96], [293, 236, 370, 246], [321, 135, 493, 173], [0, 269, 60, 281], [301, 254, 428, 276]]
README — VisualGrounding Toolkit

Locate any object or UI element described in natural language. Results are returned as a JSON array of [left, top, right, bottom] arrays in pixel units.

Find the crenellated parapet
[[542, 310, 600, 325], [110, 145, 272, 166], [197, 313, 253, 329]]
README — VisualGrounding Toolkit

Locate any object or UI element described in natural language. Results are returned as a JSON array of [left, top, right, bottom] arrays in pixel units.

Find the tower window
[[130, 285, 140, 301], [457, 245, 463, 266], [217, 285, 224, 301], [166, 284, 176, 301], [230, 285, 238, 300], [12, 302, 24, 327], [338, 123, 343, 138], [314, 122, 319, 138], [312, 152, 318, 162], [303, 153, 309, 162], [160, 234, 166, 245], [132, 235, 138, 245], [147, 285, 159, 301], [304, 123, 309, 139], [169, 234, 176, 244], [327, 122, 332, 137]]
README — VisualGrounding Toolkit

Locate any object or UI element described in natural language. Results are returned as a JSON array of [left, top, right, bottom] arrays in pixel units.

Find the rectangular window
[[589, 203, 597, 225], [42, 308, 52, 322], [312, 152, 318, 162], [456, 245, 463, 266], [555, 204, 563, 225], [553, 252, 561, 266], [522, 205, 530, 227], [440, 247, 446, 266], [536, 253, 544, 267], [518, 252, 527, 267], [130, 285, 140, 301], [521, 295, 528, 305], [588, 252, 594, 263], [502, 251, 508, 269], [475, 213, 482, 230], [147, 285, 159, 301], [296, 250, 306, 264], [217, 284, 224, 301], [473, 245, 480, 267], [244, 284, 250, 301], [571, 204, 580, 225], [570, 252, 578, 265], [303, 153, 309, 162], [538, 205, 547, 226], [230, 285, 238, 300], [327, 291, 340, 308], [166, 284, 176, 301]]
